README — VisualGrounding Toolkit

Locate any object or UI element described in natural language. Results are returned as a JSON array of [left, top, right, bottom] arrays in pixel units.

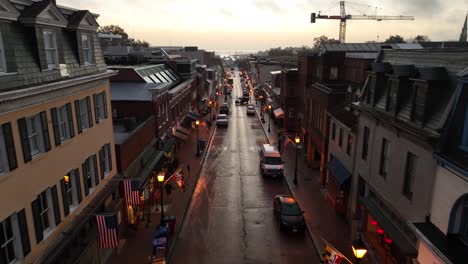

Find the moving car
[[225, 88, 232, 95], [216, 114, 228, 127], [246, 105, 256, 115], [220, 103, 229, 115], [235, 96, 249, 105], [273, 195, 306, 232], [259, 144, 283, 177]]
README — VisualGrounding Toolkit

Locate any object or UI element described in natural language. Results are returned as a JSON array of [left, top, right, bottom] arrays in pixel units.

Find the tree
[[313, 35, 340, 50], [97, 25, 129, 39], [411, 35, 430, 43], [384, 35, 405, 43]]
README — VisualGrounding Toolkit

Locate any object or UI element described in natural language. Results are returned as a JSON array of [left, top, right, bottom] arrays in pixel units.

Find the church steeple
[[460, 12, 467, 42]]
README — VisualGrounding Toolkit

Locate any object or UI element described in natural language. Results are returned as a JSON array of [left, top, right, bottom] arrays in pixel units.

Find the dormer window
[[43, 30, 58, 69], [0, 31, 5, 72], [81, 33, 91, 65]]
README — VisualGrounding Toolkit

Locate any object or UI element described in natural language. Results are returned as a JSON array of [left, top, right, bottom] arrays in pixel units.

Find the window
[[57, 106, 70, 140], [43, 30, 58, 69], [79, 99, 90, 129], [331, 122, 336, 141], [26, 115, 44, 156], [100, 144, 112, 177], [38, 191, 50, 233], [0, 216, 16, 263], [0, 31, 6, 72], [94, 92, 107, 122], [330, 66, 338, 80], [339, 128, 343, 147], [379, 138, 390, 177], [32, 187, 60, 243], [362, 126, 370, 160], [81, 34, 92, 64], [0, 128, 8, 174], [85, 157, 95, 190], [347, 134, 353, 155], [402, 152, 417, 199]]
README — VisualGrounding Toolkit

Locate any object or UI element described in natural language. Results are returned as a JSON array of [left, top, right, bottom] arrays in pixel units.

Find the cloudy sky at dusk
[[60, 0, 467, 51]]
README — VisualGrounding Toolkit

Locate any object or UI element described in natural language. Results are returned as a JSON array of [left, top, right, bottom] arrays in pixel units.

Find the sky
[[59, 0, 468, 51]]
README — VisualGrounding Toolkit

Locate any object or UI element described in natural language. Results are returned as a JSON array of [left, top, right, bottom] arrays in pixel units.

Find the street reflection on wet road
[[170, 69, 318, 264]]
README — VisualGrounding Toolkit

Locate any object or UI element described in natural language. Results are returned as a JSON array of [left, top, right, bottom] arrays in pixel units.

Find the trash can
[[199, 138, 206, 149], [162, 216, 176, 236]]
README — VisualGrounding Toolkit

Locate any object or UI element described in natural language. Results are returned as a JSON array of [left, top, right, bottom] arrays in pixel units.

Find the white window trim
[[86, 158, 96, 192], [81, 34, 92, 65], [27, 115, 44, 157], [38, 189, 55, 238], [0, 31, 6, 73], [80, 99, 90, 129], [0, 215, 18, 263], [104, 145, 110, 175], [97, 93, 105, 120], [43, 30, 58, 70], [57, 105, 70, 141], [66, 170, 79, 211]]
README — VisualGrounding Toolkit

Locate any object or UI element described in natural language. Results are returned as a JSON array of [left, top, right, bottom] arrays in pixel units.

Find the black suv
[[273, 195, 306, 232], [219, 103, 229, 114], [235, 96, 249, 105]]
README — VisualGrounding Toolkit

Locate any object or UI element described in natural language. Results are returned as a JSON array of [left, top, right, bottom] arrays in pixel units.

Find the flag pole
[[321, 237, 353, 264]]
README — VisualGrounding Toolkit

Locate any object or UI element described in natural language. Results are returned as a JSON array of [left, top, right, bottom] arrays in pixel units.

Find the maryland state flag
[[172, 169, 186, 192], [321, 245, 344, 264]]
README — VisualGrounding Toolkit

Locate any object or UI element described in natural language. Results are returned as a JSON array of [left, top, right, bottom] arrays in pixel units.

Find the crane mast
[[311, 1, 415, 43]]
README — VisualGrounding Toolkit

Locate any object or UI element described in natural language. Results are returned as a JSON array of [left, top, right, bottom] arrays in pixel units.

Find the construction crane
[[311, 1, 415, 43]]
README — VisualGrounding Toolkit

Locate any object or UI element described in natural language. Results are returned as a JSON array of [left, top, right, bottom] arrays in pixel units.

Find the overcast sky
[[59, 0, 467, 51]]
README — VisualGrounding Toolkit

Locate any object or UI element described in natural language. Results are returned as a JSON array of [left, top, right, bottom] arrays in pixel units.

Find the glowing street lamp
[[293, 135, 301, 184], [195, 120, 201, 157], [157, 172, 165, 223], [352, 235, 368, 264], [268, 104, 272, 132]]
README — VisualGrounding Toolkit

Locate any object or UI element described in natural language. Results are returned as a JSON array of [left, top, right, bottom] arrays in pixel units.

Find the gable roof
[[19, 0, 68, 28], [67, 10, 99, 31], [0, 0, 20, 21]]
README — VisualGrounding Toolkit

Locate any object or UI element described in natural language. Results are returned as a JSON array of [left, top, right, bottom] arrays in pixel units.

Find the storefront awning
[[172, 130, 188, 141], [186, 111, 201, 121], [327, 157, 351, 185], [359, 197, 418, 256], [273, 108, 284, 119]]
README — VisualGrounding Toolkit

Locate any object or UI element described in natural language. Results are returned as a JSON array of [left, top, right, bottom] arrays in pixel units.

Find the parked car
[[235, 96, 249, 105], [246, 105, 256, 115], [225, 88, 232, 95], [216, 114, 228, 127], [273, 195, 306, 232], [220, 103, 229, 115], [243, 89, 249, 97]]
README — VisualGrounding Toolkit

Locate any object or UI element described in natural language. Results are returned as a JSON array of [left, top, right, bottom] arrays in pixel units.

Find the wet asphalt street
[[170, 69, 319, 264]]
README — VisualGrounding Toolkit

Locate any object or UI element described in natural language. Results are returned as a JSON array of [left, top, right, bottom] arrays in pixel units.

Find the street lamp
[[259, 95, 264, 122], [352, 235, 368, 264], [293, 135, 301, 185], [208, 101, 213, 123], [195, 119, 201, 157], [268, 104, 272, 132], [157, 172, 165, 223]]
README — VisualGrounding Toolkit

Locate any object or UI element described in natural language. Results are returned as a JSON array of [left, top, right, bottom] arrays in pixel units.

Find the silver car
[[216, 114, 228, 127]]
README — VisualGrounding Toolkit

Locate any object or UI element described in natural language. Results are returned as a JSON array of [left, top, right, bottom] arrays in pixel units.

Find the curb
[[254, 105, 323, 259], [166, 123, 217, 263]]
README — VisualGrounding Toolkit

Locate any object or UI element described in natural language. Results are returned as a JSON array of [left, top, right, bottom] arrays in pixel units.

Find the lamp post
[[259, 95, 264, 122], [208, 101, 213, 123], [157, 172, 165, 224], [293, 135, 301, 185], [195, 119, 201, 156], [268, 104, 272, 133], [352, 235, 368, 264]]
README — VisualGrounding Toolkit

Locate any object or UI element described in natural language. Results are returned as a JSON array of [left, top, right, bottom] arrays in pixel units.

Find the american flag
[[123, 179, 140, 206], [96, 213, 119, 248]]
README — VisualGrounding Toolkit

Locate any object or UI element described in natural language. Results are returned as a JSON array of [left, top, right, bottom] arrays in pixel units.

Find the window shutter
[[74, 168, 82, 203], [31, 198, 44, 243], [2, 123, 17, 170], [66, 103, 75, 138], [51, 185, 61, 225], [17, 209, 31, 257], [107, 143, 113, 171], [17, 118, 32, 163], [93, 94, 100, 124], [102, 92, 108, 119], [74, 100, 82, 133], [60, 178, 70, 217], [51, 107, 61, 146], [93, 154, 99, 186], [99, 148, 105, 179], [86, 96, 94, 128], [82, 162, 89, 196], [40, 111, 51, 151]]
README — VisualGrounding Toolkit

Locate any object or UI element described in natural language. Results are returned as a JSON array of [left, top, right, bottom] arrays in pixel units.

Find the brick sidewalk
[[112, 113, 216, 264], [253, 103, 357, 263]]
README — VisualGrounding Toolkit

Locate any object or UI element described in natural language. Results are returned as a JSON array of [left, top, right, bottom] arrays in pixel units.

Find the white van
[[259, 144, 284, 177]]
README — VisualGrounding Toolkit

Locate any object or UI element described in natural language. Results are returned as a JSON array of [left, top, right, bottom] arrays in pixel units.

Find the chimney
[[368, 62, 391, 106], [459, 12, 467, 42]]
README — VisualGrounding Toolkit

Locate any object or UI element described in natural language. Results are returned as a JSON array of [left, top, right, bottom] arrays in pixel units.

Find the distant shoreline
[[214, 50, 261, 57]]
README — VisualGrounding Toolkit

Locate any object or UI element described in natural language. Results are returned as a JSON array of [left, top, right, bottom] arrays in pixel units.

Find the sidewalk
[[112, 113, 216, 264], [254, 103, 356, 262]]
